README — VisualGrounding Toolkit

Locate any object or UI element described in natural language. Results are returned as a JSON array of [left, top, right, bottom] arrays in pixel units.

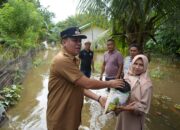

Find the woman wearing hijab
[[115, 54, 153, 130]]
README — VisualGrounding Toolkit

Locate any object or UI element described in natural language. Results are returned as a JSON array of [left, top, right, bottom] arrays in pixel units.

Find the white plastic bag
[[104, 88, 129, 114]]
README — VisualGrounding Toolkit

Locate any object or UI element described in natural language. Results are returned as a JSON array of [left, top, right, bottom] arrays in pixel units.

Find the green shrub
[[0, 85, 22, 109], [33, 58, 44, 68], [150, 68, 164, 79]]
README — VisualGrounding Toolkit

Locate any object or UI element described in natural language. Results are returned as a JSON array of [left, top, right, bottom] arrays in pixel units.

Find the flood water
[[1, 49, 180, 130]]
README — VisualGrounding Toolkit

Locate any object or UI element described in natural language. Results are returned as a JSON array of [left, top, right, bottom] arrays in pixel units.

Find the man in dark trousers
[[79, 41, 95, 78]]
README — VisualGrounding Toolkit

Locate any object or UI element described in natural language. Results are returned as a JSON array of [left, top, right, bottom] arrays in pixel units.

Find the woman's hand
[[115, 102, 136, 112], [123, 102, 136, 111], [114, 106, 124, 115]]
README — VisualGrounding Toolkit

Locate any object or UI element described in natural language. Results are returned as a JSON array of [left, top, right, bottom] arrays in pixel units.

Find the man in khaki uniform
[[47, 27, 124, 130]]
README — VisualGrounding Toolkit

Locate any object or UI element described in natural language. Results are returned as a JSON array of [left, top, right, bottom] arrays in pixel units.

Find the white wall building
[[80, 23, 106, 49]]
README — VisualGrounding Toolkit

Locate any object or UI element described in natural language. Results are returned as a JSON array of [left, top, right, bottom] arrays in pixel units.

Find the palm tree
[[77, 0, 178, 52]]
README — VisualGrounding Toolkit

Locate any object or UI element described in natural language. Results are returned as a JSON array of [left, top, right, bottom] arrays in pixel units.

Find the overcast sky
[[40, 0, 78, 23]]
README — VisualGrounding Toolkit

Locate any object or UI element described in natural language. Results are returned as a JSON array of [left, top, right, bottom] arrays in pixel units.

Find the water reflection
[[81, 81, 117, 130], [1, 50, 56, 130], [82, 89, 115, 130], [18, 74, 48, 130], [5, 74, 48, 130]]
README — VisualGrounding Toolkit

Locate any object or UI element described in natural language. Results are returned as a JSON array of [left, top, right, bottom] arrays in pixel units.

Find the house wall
[[81, 27, 105, 48]]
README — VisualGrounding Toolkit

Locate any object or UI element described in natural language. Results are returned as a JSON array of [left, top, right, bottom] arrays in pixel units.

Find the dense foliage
[[77, 0, 180, 55], [146, 10, 180, 56], [56, 13, 110, 32], [0, 0, 179, 59], [0, 85, 22, 109], [0, 0, 55, 60]]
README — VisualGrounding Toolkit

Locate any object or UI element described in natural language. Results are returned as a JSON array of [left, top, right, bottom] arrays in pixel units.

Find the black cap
[[60, 27, 87, 39]]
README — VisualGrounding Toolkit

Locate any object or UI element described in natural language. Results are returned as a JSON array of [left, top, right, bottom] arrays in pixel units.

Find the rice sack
[[104, 80, 131, 114]]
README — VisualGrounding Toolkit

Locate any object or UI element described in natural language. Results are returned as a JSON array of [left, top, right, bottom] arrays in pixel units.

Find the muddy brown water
[[1, 50, 180, 130]]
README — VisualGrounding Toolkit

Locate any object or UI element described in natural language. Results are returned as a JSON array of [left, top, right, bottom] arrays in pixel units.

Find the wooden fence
[[0, 47, 43, 89]]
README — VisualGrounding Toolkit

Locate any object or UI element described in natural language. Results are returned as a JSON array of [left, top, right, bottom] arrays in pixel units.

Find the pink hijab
[[124, 54, 152, 90]]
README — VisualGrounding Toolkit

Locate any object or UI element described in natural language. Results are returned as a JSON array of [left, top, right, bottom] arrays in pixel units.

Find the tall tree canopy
[[78, 0, 179, 52], [0, 0, 55, 59], [56, 13, 109, 31]]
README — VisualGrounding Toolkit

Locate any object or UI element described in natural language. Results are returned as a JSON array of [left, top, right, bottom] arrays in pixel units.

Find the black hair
[[129, 44, 140, 51], [107, 38, 115, 43]]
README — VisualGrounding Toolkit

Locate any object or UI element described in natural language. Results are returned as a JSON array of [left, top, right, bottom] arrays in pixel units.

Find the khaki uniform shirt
[[47, 48, 84, 130]]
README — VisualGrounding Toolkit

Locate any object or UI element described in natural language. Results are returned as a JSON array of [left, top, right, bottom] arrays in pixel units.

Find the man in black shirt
[[79, 41, 95, 78]]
